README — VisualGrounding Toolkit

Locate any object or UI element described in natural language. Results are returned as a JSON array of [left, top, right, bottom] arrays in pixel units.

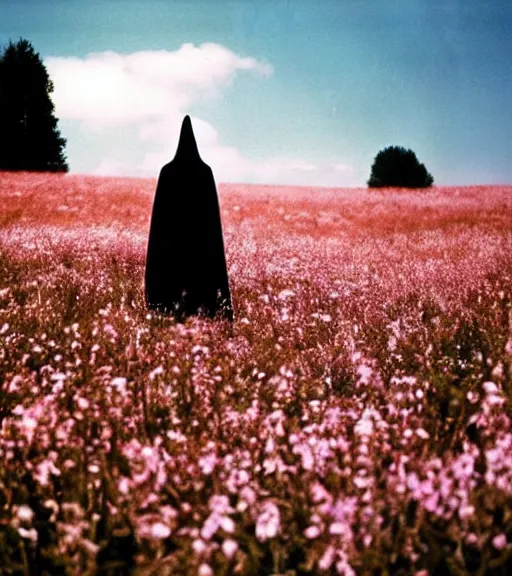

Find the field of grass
[[1, 172, 512, 575]]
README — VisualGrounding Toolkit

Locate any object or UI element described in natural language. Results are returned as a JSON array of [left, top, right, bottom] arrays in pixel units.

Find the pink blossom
[[198, 563, 213, 576], [150, 522, 171, 539], [255, 501, 280, 541], [304, 525, 322, 539], [318, 545, 336, 570], [492, 533, 507, 550], [18, 527, 38, 542], [222, 538, 238, 559], [16, 505, 34, 522]]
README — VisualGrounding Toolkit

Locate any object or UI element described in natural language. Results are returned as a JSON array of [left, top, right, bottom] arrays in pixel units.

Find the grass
[[1, 171, 511, 575]]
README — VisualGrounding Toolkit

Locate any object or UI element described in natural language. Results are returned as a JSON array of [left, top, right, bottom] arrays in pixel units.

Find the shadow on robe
[[145, 116, 233, 321]]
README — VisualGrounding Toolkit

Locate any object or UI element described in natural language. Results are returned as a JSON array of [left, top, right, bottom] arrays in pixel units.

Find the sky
[[1, 0, 511, 186]]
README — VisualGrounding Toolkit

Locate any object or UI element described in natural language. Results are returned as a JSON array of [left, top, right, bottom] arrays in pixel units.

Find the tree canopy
[[368, 146, 433, 189], [0, 38, 68, 172]]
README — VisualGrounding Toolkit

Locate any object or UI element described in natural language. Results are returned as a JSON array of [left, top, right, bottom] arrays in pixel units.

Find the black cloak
[[145, 116, 233, 321]]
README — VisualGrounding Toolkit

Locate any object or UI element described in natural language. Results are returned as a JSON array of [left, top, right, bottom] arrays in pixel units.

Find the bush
[[368, 146, 433, 189]]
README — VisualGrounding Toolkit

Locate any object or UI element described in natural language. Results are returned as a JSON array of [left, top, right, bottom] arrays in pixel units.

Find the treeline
[[0, 38, 434, 187]]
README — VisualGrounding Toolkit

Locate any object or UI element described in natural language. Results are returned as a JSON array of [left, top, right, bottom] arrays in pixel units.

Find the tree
[[0, 38, 68, 172], [368, 146, 433, 189]]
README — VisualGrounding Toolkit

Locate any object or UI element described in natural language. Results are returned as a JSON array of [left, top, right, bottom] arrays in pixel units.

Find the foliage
[[0, 174, 512, 574], [368, 145, 434, 189], [0, 38, 68, 172]]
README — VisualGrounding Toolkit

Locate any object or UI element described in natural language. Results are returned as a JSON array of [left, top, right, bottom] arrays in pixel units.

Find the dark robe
[[145, 116, 233, 321]]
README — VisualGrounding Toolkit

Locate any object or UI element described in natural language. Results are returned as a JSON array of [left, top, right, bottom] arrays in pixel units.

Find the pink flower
[[150, 522, 171, 539], [16, 506, 34, 522], [255, 501, 280, 541], [458, 505, 475, 520], [198, 564, 213, 576], [304, 525, 322, 539], [222, 538, 238, 559], [18, 527, 38, 542], [492, 533, 507, 550], [318, 545, 336, 570]]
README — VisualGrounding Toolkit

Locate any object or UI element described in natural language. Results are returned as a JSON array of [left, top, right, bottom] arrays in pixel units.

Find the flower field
[[1, 172, 512, 575]]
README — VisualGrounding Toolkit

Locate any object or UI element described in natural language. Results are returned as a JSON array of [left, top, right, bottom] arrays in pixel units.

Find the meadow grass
[[1, 172, 511, 574]]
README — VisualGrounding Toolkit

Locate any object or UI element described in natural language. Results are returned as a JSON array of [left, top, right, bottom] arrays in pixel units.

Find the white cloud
[[47, 43, 272, 125], [46, 44, 357, 186]]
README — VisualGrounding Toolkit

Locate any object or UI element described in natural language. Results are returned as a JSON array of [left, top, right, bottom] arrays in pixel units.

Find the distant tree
[[0, 38, 68, 172], [368, 146, 433, 188]]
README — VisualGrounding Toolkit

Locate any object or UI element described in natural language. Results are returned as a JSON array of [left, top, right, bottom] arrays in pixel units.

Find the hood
[[173, 115, 201, 161]]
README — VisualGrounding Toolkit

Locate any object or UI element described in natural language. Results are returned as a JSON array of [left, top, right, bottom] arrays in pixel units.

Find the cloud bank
[[46, 44, 356, 185]]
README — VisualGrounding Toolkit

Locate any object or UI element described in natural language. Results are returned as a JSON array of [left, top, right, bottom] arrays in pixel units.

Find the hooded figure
[[145, 116, 233, 321]]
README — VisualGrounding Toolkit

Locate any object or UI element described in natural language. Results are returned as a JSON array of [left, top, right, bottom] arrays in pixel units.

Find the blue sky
[[1, 0, 511, 186]]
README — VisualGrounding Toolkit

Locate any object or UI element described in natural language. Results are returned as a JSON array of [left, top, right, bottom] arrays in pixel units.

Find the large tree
[[0, 38, 68, 172], [368, 146, 433, 189]]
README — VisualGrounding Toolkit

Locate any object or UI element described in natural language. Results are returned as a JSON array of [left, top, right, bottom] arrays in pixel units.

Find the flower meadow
[[1, 172, 512, 575]]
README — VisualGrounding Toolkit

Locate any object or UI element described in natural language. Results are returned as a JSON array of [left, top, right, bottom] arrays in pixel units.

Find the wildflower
[[318, 545, 336, 570], [149, 366, 164, 380], [16, 505, 34, 523], [255, 501, 280, 541], [458, 505, 475, 520], [278, 289, 295, 299], [34, 459, 61, 486], [111, 377, 127, 394], [330, 521, 351, 538], [483, 381, 498, 395], [150, 522, 171, 539], [335, 551, 356, 576], [220, 516, 235, 533], [199, 452, 217, 475], [81, 538, 100, 555], [77, 397, 89, 410], [18, 527, 38, 542], [192, 538, 207, 554], [492, 533, 508, 550], [304, 525, 322, 539], [44, 500, 59, 522], [198, 564, 213, 576], [222, 538, 238, 559], [354, 410, 374, 437]]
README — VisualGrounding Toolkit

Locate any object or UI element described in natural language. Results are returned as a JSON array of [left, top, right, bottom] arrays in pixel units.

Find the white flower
[[220, 516, 235, 534], [483, 381, 498, 395], [222, 538, 238, 559], [329, 522, 347, 536], [278, 289, 295, 300], [192, 538, 207, 554], [18, 527, 38, 542], [458, 505, 475, 520], [111, 377, 127, 393], [198, 563, 213, 576], [255, 501, 280, 541], [354, 413, 373, 437], [201, 514, 220, 540], [304, 525, 322, 539], [150, 522, 171, 539], [149, 366, 164, 380], [77, 397, 89, 410], [16, 505, 34, 522]]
